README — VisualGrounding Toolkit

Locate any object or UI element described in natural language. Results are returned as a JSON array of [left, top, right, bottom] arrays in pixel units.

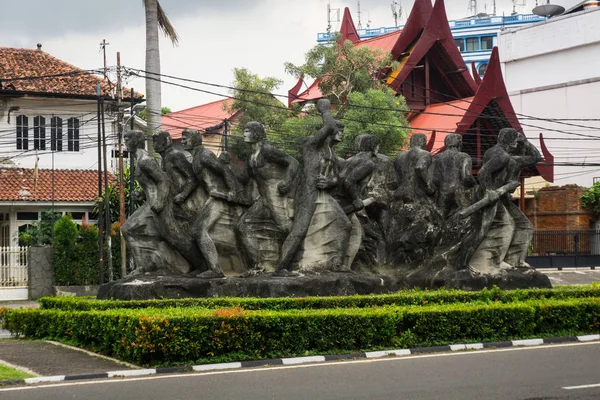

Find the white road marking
[[192, 362, 242, 371], [563, 383, 600, 390], [1, 341, 599, 392], [365, 349, 411, 358], [281, 356, 326, 365]]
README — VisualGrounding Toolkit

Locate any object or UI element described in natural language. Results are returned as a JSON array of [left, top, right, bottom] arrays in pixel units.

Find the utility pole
[[96, 84, 104, 284], [99, 39, 110, 80], [116, 52, 126, 279], [101, 98, 113, 281], [357, 1, 362, 29]]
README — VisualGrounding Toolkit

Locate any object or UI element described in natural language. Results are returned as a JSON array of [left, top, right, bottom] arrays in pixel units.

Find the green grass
[[0, 363, 33, 381]]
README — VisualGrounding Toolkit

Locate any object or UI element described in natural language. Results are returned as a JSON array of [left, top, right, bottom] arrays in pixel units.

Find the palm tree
[[144, 0, 179, 157]]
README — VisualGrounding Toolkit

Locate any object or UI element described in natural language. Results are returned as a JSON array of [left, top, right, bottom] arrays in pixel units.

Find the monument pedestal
[[97, 271, 402, 300]]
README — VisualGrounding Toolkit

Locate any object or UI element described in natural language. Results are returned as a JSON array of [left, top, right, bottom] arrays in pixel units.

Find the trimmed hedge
[[39, 285, 600, 312], [3, 298, 599, 366]]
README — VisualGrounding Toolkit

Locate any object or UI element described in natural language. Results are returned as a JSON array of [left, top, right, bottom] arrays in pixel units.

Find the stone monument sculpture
[[469, 128, 542, 274], [340, 134, 398, 267], [388, 133, 442, 267], [184, 129, 249, 278], [100, 114, 551, 300], [236, 121, 299, 273], [277, 99, 355, 275], [121, 130, 197, 274]]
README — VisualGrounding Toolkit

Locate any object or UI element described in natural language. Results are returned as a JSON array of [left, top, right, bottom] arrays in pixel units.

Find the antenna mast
[[327, 2, 340, 34], [469, 0, 478, 16], [357, 1, 362, 29], [391, 0, 401, 27]]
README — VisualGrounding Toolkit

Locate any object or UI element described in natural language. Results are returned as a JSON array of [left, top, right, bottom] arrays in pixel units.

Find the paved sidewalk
[[0, 341, 138, 378]]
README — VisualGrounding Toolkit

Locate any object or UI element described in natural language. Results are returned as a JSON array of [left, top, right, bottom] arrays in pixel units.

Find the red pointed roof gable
[[288, 75, 305, 108], [338, 7, 360, 44], [388, 0, 478, 96], [390, 0, 433, 59], [456, 47, 521, 134]]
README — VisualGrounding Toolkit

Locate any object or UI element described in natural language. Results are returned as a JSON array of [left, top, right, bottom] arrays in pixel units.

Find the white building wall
[[498, 8, 600, 187], [0, 97, 120, 171]]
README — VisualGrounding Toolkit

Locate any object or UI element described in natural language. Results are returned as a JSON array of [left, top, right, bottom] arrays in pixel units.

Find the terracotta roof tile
[[162, 98, 239, 140], [0, 168, 111, 202], [0, 47, 142, 99]]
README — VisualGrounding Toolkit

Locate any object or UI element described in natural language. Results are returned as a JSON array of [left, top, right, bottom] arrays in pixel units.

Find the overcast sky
[[0, 0, 582, 112]]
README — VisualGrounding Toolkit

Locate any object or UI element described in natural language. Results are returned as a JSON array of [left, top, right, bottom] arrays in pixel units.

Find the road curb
[[1, 335, 599, 387]]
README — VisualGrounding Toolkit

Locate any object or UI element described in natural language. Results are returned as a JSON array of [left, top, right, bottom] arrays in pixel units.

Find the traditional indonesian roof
[[161, 98, 240, 141], [355, 30, 403, 54], [0, 168, 107, 202], [0, 46, 142, 99]]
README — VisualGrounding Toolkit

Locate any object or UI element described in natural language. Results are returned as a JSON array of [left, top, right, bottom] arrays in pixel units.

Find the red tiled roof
[[0, 168, 108, 202], [162, 98, 239, 140], [0, 47, 142, 99], [356, 30, 403, 53], [292, 80, 323, 104], [409, 97, 474, 152]]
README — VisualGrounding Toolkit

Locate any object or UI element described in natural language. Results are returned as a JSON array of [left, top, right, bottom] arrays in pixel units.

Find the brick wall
[[524, 185, 596, 231]]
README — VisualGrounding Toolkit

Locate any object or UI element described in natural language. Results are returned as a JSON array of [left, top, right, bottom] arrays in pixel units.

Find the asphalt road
[[1, 342, 599, 400]]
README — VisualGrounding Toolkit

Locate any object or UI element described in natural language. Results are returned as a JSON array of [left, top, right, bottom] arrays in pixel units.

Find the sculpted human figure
[[236, 121, 299, 272], [121, 130, 194, 274], [152, 131, 206, 221], [388, 133, 441, 267], [278, 98, 353, 274], [469, 128, 541, 273], [341, 134, 398, 266], [184, 129, 249, 278], [431, 134, 477, 218]]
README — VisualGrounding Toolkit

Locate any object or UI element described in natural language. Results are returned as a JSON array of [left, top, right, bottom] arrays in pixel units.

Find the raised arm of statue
[[312, 99, 337, 146]]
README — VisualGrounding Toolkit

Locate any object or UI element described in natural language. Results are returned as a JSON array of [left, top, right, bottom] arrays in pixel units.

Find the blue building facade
[[317, 13, 546, 77]]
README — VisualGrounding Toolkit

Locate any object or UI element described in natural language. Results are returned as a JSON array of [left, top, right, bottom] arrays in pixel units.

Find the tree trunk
[[144, 0, 160, 158]]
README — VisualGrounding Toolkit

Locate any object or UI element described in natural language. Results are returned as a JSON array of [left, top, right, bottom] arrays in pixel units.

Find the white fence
[[0, 247, 28, 300]]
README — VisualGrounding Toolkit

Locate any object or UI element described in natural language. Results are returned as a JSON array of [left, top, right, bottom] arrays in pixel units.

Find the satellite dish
[[532, 3, 565, 17]]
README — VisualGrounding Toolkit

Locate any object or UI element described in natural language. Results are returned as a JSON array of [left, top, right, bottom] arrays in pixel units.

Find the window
[[481, 36, 494, 50], [16, 115, 28, 150], [466, 37, 479, 52], [67, 117, 80, 152], [70, 212, 85, 220], [33, 116, 46, 150], [51, 116, 63, 151], [16, 212, 38, 221], [478, 63, 488, 77], [454, 38, 465, 52]]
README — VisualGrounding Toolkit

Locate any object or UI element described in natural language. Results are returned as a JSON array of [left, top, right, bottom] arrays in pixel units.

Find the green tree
[[581, 182, 600, 215], [225, 68, 291, 159], [342, 87, 409, 156], [94, 168, 144, 224], [18, 210, 62, 246], [138, 106, 172, 121], [285, 37, 399, 110]]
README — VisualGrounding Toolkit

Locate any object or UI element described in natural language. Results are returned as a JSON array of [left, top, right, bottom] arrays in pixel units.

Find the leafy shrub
[[38, 285, 600, 312], [5, 298, 599, 366], [53, 215, 99, 286]]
